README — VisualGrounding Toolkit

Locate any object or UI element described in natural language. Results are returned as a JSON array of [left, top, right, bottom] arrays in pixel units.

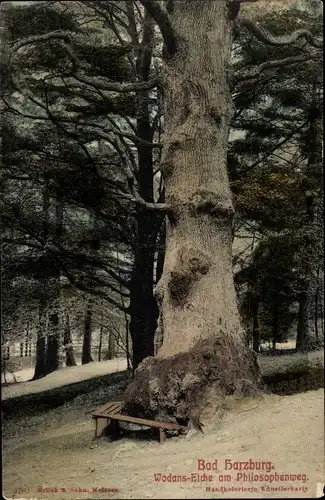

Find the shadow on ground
[[2, 370, 132, 421]]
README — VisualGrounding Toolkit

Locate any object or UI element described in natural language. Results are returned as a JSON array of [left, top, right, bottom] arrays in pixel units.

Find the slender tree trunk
[[125, 319, 131, 370], [125, 0, 264, 425], [320, 292, 324, 337], [64, 314, 77, 367], [114, 247, 132, 369], [314, 283, 319, 339], [33, 302, 47, 379], [296, 285, 310, 351], [302, 81, 323, 342], [107, 330, 115, 360], [98, 323, 103, 362], [271, 300, 279, 350], [24, 323, 30, 357], [82, 300, 94, 365], [45, 312, 60, 374]]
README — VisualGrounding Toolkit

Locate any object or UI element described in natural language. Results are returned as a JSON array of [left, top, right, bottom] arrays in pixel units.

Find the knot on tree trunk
[[188, 190, 234, 220], [168, 245, 211, 306]]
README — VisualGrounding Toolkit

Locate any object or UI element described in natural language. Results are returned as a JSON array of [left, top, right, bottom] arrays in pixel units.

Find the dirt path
[[3, 389, 324, 499]]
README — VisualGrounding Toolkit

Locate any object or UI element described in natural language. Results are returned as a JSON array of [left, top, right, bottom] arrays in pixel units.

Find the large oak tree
[[124, 0, 323, 428]]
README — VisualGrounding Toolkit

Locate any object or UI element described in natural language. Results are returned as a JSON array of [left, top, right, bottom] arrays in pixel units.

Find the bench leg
[[108, 419, 121, 440], [95, 417, 110, 438], [159, 429, 166, 444]]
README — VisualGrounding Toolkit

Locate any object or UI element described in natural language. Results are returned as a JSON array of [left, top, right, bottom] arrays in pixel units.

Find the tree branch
[[238, 17, 323, 48], [238, 120, 310, 178], [59, 264, 130, 314], [62, 42, 158, 92], [9, 31, 158, 93], [139, 0, 177, 56], [234, 53, 319, 83], [115, 190, 170, 212], [10, 30, 73, 55], [4, 209, 130, 314], [4, 101, 163, 148]]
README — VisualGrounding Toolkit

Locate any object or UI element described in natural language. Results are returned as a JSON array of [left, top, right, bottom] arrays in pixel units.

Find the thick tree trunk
[[127, 12, 161, 370], [82, 301, 94, 365], [129, 215, 159, 369], [63, 314, 77, 367], [129, 85, 160, 369], [124, 0, 264, 426]]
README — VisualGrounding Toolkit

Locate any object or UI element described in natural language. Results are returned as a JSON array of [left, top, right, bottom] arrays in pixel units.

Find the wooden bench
[[92, 400, 187, 444]]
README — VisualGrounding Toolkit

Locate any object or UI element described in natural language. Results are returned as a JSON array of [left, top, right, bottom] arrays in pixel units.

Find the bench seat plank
[[92, 411, 187, 432], [92, 401, 124, 416]]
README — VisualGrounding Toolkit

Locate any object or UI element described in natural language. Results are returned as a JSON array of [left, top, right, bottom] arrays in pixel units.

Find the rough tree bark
[[124, 0, 264, 427]]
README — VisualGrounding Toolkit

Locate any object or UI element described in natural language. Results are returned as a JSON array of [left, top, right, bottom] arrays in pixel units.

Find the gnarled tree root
[[123, 335, 266, 432]]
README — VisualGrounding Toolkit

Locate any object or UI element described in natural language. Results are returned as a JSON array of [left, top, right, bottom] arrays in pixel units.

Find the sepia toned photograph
[[1, 0, 324, 499]]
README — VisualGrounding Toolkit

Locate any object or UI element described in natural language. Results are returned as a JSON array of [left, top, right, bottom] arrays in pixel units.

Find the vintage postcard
[[1, 0, 324, 499]]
